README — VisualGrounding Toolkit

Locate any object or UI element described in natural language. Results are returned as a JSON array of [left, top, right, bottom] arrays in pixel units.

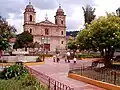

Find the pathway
[[28, 58, 105, 90]]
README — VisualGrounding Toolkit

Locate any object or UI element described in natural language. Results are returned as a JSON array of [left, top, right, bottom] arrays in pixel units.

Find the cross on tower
[[45, 13, 48, 20], [29, 0, 31, 4]]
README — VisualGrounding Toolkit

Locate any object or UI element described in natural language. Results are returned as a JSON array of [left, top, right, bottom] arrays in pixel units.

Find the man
[[53, 55, 56, 62], [67, 51, 70, 63]]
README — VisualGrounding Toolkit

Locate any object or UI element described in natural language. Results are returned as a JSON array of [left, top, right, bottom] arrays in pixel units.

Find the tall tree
[[82, 5, 96, 25], [14, 31, 33, 51], [76, 13, 120, 68], [68, 40, 77, 50], [0, 16, 16, 57]]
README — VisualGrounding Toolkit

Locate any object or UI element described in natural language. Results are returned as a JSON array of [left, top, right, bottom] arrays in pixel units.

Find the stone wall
[[0, 56, 39, 62]]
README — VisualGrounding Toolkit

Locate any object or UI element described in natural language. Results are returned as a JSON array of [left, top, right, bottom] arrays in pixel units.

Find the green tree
[[68, 40, 77, 50], [14, 31, 33, 51], [82, 5, 96, 25], [0, 16, 16, 56], [76, 13, 120, 68]]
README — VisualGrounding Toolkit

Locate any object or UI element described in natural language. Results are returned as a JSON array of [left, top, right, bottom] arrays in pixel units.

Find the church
[[23, 1, 66, 52]]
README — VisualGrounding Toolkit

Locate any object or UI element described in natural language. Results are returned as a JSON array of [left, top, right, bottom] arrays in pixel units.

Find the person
[[67, 51, 70, 63], [65, 55, 67, 63], [73, 56, 77, 64], [56, 53, 60, 63], [53, 55, 56, 62]]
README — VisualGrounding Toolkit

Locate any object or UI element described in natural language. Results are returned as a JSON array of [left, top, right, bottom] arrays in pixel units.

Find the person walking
[[65, 54, 67, 63], [53, 55, 56, 62], [73, 56, 77, 64], [56, 53, 60, 63], [67, 51, 70, 63]]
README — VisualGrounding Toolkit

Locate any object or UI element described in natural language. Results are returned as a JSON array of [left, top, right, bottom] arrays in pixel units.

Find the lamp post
[[116, 7, 120, 17], [42, 37, 45, 61]]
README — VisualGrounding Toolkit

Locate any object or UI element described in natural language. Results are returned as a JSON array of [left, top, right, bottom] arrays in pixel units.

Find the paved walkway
[[28, 58, 105, 90]]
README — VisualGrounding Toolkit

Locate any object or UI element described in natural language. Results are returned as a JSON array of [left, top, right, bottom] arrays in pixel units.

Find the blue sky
[[0, 0, 120, 34]]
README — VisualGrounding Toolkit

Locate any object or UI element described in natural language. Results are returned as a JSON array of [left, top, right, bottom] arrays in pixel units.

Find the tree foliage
[[82, 5, 96, 25], [0, 16, 16, 51], [68, 40, 77, 50], [14, 31, 33, 50], [76, 13, 120, 67]]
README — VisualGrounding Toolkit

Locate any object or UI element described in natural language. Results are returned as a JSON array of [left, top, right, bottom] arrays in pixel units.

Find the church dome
[[56, 5, 64, 16], [24, 1, 35, 12], [57, 5, 63, 12], [26, 4, 33, 9], [25, 1, 34, 9]]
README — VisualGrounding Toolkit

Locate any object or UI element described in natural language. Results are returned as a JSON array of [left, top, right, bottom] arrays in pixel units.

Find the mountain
[[66, 31, 79, 37]]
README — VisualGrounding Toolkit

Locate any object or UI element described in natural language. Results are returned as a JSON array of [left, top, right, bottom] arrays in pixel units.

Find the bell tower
[[55, 5, 66, 26], [24, 1, 36, 24], [23, 0, 36, 33]]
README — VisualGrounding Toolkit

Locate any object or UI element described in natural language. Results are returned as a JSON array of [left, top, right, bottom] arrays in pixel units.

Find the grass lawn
[[0, 74, 48, 90]]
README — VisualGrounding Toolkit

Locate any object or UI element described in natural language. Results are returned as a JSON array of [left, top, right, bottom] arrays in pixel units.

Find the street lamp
[[116, 7, 120, 17], [42, 37, 45, 61]]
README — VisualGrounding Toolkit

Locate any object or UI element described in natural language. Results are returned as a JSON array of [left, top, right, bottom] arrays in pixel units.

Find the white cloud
[[3, 0, 120, 34]]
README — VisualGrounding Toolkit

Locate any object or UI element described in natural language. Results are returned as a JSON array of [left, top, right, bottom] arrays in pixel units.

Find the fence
[[25, 65, 74, 90], [69, 63, 120, 86]]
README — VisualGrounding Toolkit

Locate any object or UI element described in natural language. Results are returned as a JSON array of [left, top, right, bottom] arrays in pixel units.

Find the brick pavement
[[28, 58, 105, 90]]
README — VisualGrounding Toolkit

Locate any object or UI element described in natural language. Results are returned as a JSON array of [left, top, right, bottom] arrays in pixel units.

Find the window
[[61, 31, 63, 35], [61, 20, 63, 24], [30, 29, 32, 33], [61, 41, 64, 44], [55, 19, 57, 24], [45, 29, 49, 35], [30, 15, 32, 21]]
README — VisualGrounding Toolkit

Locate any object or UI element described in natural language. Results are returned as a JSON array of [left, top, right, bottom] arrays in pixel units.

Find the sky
[[0, 0, 120, 34]]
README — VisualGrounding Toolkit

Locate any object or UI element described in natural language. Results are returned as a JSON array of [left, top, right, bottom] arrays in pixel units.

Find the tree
[[68, 40, 77, 50], [76, 13, 120, 68], [82, 5, 96, 25], [0, 16, 16, 56], [14, 31, 33, 51]]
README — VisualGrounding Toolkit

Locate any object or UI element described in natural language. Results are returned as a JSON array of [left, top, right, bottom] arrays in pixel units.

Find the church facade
[[23, 1, 66, 52]]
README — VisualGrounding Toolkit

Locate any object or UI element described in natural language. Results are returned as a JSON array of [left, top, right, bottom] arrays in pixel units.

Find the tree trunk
[[100, 49, 104, 57], [104, 56, 112, 68], [104, 47, 114, 68], [0, 50, 2, 58]]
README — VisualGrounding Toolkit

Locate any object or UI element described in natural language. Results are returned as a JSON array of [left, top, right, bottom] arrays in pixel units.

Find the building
[[23, 1, 66, 52]]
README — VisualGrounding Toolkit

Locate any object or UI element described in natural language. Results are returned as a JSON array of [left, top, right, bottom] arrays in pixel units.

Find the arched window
[[61, 20, 63, 24], [61, 31, 63, 35], [30, 15, 32, 21], [45, 29, 49, 35], [55, 19, 57, 24], [61, 41, 64, 44], [30, 29, 32, 33]]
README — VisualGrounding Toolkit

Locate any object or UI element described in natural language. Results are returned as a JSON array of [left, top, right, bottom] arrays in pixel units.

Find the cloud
[[31, 0, 58, 10], [0, 0, 25, 18], [2, 0, 118, 34]]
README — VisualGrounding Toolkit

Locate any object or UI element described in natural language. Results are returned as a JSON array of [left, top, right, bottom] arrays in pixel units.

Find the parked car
[[113, 49, 120, 62]]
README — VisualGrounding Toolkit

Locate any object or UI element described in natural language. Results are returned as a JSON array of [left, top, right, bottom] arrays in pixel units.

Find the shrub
[[0, 64, 27, 79], [0, 74, 48, 90], [77, 53, 101, 58]]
